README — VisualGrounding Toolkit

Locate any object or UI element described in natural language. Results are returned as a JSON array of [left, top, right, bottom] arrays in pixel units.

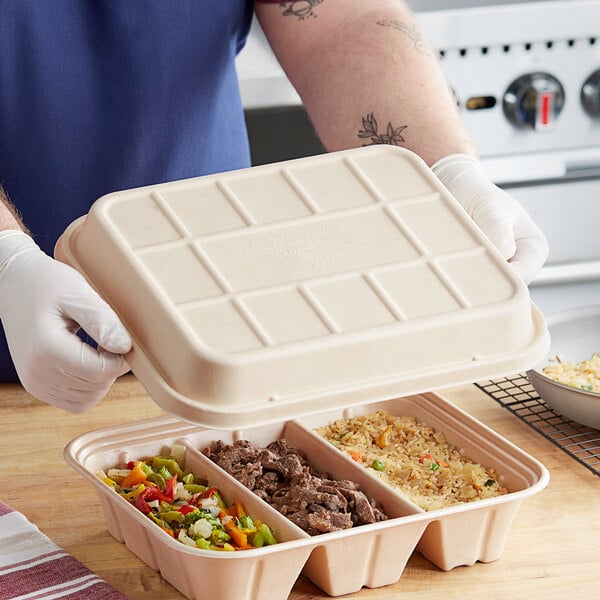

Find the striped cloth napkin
[[0, 501, 128, 599]]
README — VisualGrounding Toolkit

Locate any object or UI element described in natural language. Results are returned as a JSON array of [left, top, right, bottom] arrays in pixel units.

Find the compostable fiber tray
[[55, 146, 549, 428], [64, 393, 550, 599]]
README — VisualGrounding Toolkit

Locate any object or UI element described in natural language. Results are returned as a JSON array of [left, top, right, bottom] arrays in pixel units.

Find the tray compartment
[[191, 418, 430, 596], [416, 499, 523, 570], [64, 419, 313, 600], [296, 392, 550, 571]]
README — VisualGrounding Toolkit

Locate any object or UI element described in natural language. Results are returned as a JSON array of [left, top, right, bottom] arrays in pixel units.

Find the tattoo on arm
[[358, 113, 408, 146], [276, 0, 323, 20], [377, 19, 432, 56]]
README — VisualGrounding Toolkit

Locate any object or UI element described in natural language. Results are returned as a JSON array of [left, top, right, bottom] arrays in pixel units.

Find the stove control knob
[[503, 73, 565, 130], [581, 69, 600, 117]]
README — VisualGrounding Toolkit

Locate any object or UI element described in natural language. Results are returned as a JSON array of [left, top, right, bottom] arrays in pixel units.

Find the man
[[0, 0, 548, 412]]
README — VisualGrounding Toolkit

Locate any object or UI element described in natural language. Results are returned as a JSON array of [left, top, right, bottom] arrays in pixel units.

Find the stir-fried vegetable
[[98, 447, 277, 552]]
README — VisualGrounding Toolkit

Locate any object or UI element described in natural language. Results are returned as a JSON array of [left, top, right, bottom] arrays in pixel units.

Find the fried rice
[[315, 410, 507, 511], [541, 353, 600, 393]]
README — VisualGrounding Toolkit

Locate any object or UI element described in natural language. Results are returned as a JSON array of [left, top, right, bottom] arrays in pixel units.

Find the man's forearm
[[256, 0, 477, 166], [0, 186, 27, 232]]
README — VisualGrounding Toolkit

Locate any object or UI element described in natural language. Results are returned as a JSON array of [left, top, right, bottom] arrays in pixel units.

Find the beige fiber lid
[[55, 146, 549, 428]]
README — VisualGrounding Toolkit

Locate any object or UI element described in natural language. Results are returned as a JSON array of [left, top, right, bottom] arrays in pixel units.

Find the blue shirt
[[0, 0, 254, 381]]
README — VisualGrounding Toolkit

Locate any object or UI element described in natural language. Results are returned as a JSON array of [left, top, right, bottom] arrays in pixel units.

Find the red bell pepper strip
[[198, 486, 218, 500], [177, 504, 197, 515], [134, 490, 153, 514], [162, 475, 177, 500], [191, 485, 218, 506], [133, 475, 178, 514]]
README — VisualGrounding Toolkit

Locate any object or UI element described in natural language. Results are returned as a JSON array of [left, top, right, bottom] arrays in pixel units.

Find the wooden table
[[1, 375, 599, 599]]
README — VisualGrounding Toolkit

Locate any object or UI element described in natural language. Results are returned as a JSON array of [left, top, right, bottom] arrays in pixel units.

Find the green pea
[[372, 459, 385, 471]]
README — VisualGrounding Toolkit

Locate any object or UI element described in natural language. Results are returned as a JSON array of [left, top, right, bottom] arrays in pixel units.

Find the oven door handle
[[531, 260, 600, 286]]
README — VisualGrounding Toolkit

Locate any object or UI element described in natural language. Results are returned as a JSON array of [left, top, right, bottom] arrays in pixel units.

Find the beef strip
[[339, 487, 387, 525], [202, 438, 388, 535], [253, 471, 280, 495]]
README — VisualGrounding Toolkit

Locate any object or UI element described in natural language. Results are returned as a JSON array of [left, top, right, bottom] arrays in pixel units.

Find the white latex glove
[[432, 154, 549, 284], [0, 230, 132, 412]]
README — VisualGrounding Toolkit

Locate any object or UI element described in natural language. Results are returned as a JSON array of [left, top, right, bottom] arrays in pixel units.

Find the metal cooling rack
[[475, 374, 600, 477]]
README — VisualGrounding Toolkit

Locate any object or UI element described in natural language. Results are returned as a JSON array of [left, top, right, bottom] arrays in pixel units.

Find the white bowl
[[527, 305, 600, 430]]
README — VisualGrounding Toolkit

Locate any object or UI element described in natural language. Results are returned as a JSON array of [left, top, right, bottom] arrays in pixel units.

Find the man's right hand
[[0, 230, 132, 412]]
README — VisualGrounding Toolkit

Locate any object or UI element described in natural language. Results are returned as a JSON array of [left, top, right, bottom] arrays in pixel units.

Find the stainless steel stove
[[236, 0, 600, 317]]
